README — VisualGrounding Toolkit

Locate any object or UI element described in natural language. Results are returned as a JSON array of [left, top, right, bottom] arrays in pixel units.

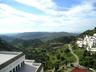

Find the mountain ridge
[[0, 32, 78, 41]]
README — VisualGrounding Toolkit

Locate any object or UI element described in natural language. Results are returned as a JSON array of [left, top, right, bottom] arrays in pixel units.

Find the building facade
[[0, 51, 43, 72]]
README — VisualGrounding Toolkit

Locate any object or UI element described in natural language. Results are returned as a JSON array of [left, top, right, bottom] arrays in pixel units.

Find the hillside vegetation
[[0, 38, 18, 51], [80, 27, 96, 37], [0, 35, 77, 72], [0, 27, 96, 71], [1, 32, 77, 42]]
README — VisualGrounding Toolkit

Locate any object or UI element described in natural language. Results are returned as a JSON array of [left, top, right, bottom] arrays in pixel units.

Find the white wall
[[40, 67, 44, 72]]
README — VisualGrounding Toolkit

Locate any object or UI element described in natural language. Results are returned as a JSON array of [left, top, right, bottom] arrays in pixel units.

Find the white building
[[0, 51, 43, 72], [76, 40, 83, 47], [76, 33, 96, 52]]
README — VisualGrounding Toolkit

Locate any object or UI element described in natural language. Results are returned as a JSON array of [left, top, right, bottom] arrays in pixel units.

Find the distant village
[[76, 33, 96, 52]]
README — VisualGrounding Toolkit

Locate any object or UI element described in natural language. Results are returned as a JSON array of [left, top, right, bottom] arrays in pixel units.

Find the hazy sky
[[0, 0, 96, 33]]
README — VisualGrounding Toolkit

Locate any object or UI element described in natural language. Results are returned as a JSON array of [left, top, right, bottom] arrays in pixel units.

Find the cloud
[[15, 0, 56, 14], [0, 0, 96, 33]]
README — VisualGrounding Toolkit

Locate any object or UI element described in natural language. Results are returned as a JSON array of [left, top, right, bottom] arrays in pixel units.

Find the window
[[9, 71, 12, 72]]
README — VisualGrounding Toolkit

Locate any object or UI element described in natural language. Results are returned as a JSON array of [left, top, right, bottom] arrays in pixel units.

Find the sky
[[0, 0, 96, 34]]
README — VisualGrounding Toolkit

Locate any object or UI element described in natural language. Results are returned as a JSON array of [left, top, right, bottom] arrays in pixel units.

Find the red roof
[[72, 67, 88, 72]]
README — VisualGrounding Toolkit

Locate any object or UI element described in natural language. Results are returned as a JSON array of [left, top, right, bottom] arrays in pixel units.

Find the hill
[[0, 35, 17, 42], [1, 32, 77, 42], [80, 27, 96, 37], [0, 28, 96, 71], [0, 38, 19, 51]]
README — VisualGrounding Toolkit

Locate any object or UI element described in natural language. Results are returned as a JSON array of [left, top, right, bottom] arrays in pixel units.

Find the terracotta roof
[[72, 67, 88, 72]]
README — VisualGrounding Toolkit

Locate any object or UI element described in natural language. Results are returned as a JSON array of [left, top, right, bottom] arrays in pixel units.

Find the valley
[[0, 28, 96, 72]]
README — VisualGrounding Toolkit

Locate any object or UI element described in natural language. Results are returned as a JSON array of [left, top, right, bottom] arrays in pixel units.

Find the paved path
[[68, 44, 96, 72], [68, 44, 79, 66]]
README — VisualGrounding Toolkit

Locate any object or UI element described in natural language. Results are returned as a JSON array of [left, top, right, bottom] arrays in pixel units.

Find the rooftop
[[0, 51, 24, 69], [0, 54, 17, 65], [0, 51, 22, 65], [0, 51, 43, 72], [72, 67, 88, 72], [18, 60, 42, 72]]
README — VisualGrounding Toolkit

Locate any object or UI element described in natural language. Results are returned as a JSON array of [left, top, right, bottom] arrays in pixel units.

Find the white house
[[76, 38, 83, 47], [76, 33, 96, 52]]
